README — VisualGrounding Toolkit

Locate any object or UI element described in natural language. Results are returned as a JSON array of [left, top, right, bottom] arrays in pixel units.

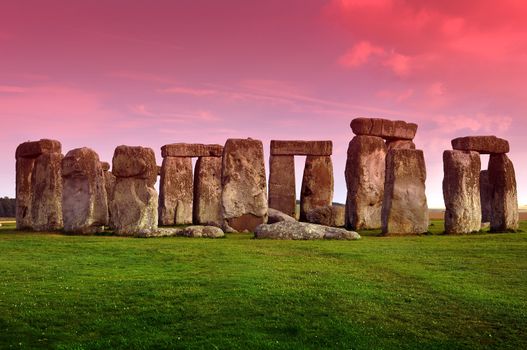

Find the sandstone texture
[[488, 154, 519, 231], [15, 139, 63, 231], [451, 136, 509, 154], [345, 135, 386, 230], [267, 208, 297, 224], [62, 148, 108, 234], [100, 161, 110, 171], [305, 205, 345, 227], [480, 170, 492, 223], [221, 138, 268, 232], [300, 155, 334, 221], [350, 118, 417, 140], [159, 157, 193, 225], [268, 155, 296, 217], [144, 226, 224, 238], [382, 149, 428, 235], [161, 143, 223, 158], [270, 140, 332, 156], [442, 150, 481, 234], [386, 140, 416, 150], [110, 146, 158, 236], [254, 221, 360, 240], [193, 156, 223, 227], [103, 170, 116, 228]]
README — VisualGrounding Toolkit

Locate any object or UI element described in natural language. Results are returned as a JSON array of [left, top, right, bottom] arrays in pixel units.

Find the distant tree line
[[0, 197, 16, 217]]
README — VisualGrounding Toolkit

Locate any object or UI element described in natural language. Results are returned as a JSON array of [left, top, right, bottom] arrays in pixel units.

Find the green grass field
[[1, 221, 526, 349]]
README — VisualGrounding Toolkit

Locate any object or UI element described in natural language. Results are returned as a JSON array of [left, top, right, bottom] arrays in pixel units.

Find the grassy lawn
[[0, 221, 526, 349]]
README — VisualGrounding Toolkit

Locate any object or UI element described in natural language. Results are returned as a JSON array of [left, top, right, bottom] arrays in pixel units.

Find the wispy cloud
[[0, 85, 27, 93]]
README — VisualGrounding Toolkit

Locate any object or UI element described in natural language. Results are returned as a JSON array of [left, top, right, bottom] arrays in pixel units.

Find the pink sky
[[1, 0, 527, 208]]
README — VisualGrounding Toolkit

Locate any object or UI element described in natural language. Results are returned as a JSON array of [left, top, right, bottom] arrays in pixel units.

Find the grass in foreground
[[0, 221, 526, 349]]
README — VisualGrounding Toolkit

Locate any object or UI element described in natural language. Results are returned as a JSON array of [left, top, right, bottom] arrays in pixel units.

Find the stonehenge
[[15, 139, 63, 231], [62, 148, 108, 234], [442, 136, 518, 233], [346, 117, 427, 234], [268, 140, 334, 222], [159, 143, 223, 226]]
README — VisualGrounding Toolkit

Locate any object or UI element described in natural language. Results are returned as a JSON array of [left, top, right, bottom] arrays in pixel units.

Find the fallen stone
[[62, 147, 108, 234], [159, 157, 193, 225], [270, 140, 332, 156], [15, 139, 62, 158], [480, 170, 492, 223], [345, 135, 386, 230], [305, 205, 345, 227], [193, 156, 223, 227], [300, 155, 334, 221], [268, 208, 297, 224], [442, 150, 482, 234], [221, 138, 268, 232], [112, 145, 158, 185], [386, 140, 416, 150], [254, 221, 360, 240], [488, 154, 519, 231], [268, 155, 296, 217], [451, 136, 509, 154], [178, 225, 225, 238], [350, 118, 417, 140], [161, 143, 223, 158], [382, 149, 429, 235]]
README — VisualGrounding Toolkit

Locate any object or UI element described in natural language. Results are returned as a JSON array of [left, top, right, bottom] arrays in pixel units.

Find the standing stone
[[159, 157, 193, 225], [193, 156, 223, 227], [386, 140, 416, 150], [345, 135, 386, 230], [480, 170, 492, 223], [103, 166, 116, 228], [442, 150, 481, 234], [15, 139, 63, 231], [62, 148, 108, 234], [382, 149, 428, 235], [268, 155, 296, 217], [110, 146, 158, 236], [300, 156, 334, 221], [221, 138, 268, 232], [488, 154, 519, 231]]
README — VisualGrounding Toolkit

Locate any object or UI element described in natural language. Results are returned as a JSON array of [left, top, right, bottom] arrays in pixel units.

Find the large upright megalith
[[268, 155, 296, 217], [480, 170, 492, 223], [345, 135, 386, 230], [62, 148, 108, 234], [442, 150, 481, 234], [15, 139, 63, 231], [221, 138, 268, 232], [300, 155, 334, 221], [382, 149, 428, 235], [193, 156, 223, 227], [110, 145, 158, 236], [488, 154, 519, 231]]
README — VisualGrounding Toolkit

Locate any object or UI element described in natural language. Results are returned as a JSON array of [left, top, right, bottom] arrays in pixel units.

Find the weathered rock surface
[[300, 156, 334, 221], [221, 138, 268, 232], [62, 147, 108, 234], [193, 156, 223, 226], [144, 225, 225, 238], [480, 170, 492, 222], [382, 149, 428, 235], [386, 140, 416, 150], [15, 139, 63, 231], [268, 208, 297, 224], [345, 135, 386, 230], [268, 155, 296, 217], [161, 143, 223, 158], [110, 146, 158, 236], [488, 154, 519, 231], [442, 150, 481, 234], [451, 136, 509, 154], [305, 205, 345, 227], [254, 221, 360, 240], [112, 145, 157, 185], [350, 118, 417, 140], [270, 140, 332, 156], [159, 157, 193, 225], [103, 170, 116, 228], [100, 161, 110, 171]]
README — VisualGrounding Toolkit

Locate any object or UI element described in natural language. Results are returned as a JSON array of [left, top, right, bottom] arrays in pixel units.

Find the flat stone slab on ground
[[254, 221, 360, 240], [267, 208, 297, 224], [451, 136, 509, 154], [270, 140, 332, 156], [144, 225, 224, 238], [350, 118, 417, 140], [161, 143, 223, 158]]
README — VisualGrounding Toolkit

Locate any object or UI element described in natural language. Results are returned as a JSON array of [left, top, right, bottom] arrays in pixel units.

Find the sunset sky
[[1, 0, 527, 208]]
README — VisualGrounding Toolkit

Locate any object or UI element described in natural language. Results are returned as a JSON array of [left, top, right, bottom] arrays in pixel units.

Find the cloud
[[159, 86, 218, 96], [433, 114, 513, 134], [0, 85, 26, 93], [338, 41, 385, 68]]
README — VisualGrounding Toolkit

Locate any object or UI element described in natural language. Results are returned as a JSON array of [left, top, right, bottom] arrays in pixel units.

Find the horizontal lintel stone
[[161, 143, 223, 158], [270, 140, 332, 156]]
